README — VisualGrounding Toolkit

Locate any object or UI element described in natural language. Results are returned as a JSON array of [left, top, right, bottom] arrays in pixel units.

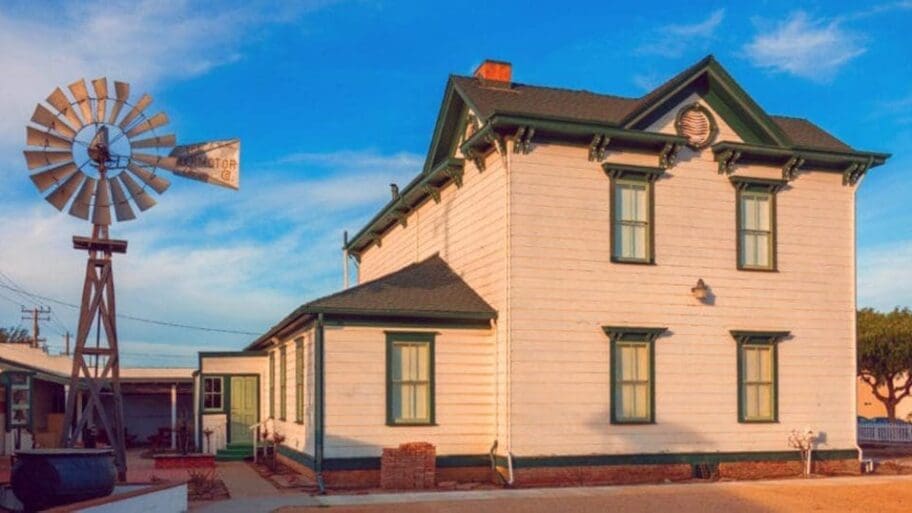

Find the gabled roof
[[247, 255, 496, 350]]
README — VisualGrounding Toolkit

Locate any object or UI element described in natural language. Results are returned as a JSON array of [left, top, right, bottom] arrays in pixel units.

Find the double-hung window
[[732, 331, 789, 423], [604, 326, 666, 424], [733, 177, 784, 271], [202, 376, 223, 412], [386, 332, 435, 425], [295, 337, 304, 423], [605, 164, 663, 264], [279, 346, 287, 420]]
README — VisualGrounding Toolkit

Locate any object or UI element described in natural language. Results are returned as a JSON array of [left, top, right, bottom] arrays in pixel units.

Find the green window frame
[[604, 326, 667, 424], [269, 351, 275, 419], [386, 332, 435, 426], [279, 346, 287, 421], [732, 177, 785, 271], [295, 337, 304, 423], [604, 164, 663, 265], [202, 376, 224, 412], [731, 330, 789, 423]]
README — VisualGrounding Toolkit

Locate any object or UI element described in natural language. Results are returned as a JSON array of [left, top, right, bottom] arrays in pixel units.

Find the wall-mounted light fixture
[[691, 279, 709, 301]]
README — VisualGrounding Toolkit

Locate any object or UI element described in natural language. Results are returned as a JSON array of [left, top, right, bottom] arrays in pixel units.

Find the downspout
[[314, 313, 326, 493], [852, 179, 864, 468], [505, 132, 514, 478]]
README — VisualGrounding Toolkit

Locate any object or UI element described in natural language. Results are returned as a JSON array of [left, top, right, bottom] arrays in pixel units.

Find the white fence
[[858, 420, 912, 443]]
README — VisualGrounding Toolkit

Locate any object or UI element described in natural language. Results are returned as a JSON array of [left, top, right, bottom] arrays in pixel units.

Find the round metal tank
[[11, 448, 116, 511]]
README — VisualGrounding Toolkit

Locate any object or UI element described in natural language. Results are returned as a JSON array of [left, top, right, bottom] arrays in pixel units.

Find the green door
[[229, 376, 258, 444]]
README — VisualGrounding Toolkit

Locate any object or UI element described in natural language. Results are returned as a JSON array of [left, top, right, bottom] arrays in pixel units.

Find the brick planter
[[381, 442, 436, 490], [153, 453, 215, 469]]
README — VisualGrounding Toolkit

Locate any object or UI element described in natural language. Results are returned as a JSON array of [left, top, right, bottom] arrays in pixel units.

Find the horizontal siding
[[324, 325, 495, 458], [269, 327, 315, 456], [506, 97, 856, 456]]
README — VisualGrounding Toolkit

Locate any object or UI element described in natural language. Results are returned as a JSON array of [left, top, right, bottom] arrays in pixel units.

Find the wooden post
[[171, 384, 177, 450], [59, 220, 129, 482]]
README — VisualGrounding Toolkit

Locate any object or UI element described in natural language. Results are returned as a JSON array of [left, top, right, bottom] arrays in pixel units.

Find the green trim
[[279, 345, 287, 421], [713, 141, 889, 168], [605, 327, 665, 425], [496, 449, 858, 469], [199, 351, 267, 358], [323, 317, 491, 330], [201, 375, 226, 413], [609, 174, 657, 265], [386, 331, 436, 426], [602, 163, 666, 181], [295, 337, 304, 423], [733, 332, 787, 423], [277, 444, 315, 470], [735, 185, 778, 272], [268, 351, 275, 419]]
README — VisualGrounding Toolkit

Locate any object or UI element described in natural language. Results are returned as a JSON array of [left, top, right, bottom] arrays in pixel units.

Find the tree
[[858, 307, 912, 419], [0, 327, 30, 344]]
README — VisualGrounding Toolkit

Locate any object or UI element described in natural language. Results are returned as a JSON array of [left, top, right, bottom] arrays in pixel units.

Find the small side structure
[[0, 343, 193, 453]]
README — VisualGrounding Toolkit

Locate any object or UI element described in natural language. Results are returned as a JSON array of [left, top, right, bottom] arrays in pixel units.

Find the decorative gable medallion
[[675, 103, 718, 149]]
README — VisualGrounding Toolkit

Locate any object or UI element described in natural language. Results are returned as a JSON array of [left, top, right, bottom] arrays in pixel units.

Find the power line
[[0, 281, 259, 337]]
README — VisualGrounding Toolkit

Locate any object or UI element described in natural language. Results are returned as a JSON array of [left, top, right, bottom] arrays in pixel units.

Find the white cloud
[[858, 240, 912, 311], [638, 9, 725, 58], [742, 11, 865, 81], [0, 0, 328, 160], [0, 149, 421, 366]]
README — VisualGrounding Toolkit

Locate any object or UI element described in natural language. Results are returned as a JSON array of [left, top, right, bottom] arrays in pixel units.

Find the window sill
[[611, 419, 655, 425], [737, 265, 778, 273], [611, 257, 655, 266], [386, 422, 438, 427], [202, 410, 226, 415], [739, 419, 779, 424]]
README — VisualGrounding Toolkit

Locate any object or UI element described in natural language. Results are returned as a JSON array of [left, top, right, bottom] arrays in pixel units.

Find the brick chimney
[[473, 59, 512, 86]]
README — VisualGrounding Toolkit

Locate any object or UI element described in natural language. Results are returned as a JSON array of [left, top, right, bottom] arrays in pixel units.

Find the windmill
[[24, 77, 240, 481]]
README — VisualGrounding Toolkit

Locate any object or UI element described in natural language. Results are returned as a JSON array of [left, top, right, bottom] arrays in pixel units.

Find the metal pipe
[[342, 231, 349, 289], [315, 313, 326, 494]]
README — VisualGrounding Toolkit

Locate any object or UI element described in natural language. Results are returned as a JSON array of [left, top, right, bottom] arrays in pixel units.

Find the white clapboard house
[[194, 56, 889, 488]]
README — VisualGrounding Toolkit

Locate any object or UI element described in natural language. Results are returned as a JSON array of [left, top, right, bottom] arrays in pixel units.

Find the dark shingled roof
[[451, 60, 854, 153], [306, 254, 496, 318], [247, 255, 495, 349]]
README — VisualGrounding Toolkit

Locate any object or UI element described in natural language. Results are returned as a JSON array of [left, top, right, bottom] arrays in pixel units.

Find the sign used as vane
[[168, 139, 240, 190]]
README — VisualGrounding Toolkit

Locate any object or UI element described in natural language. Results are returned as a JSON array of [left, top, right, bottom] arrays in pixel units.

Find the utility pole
[[64, 331, 71, 355], [21, 306, 50, 348]]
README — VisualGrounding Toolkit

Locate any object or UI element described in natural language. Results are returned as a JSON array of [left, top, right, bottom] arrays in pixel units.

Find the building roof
[[247, 255, 496, 349], [452, 59, 852, 153]]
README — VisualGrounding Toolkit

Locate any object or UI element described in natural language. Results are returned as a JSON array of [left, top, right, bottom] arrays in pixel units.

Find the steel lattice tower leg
[[59, 224, 128, 482]]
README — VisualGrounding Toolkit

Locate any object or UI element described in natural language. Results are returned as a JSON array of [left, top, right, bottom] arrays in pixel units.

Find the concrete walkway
[[192, 462, 318, 513], [195, 473, 912, 513]]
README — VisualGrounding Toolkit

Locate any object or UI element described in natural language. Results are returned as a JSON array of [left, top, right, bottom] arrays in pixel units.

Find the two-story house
[[194, 55, 890, 489]]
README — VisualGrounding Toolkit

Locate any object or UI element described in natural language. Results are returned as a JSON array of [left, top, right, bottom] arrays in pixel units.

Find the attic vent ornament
[[675, 103, 718, 149], [23, 77, 240, 482]]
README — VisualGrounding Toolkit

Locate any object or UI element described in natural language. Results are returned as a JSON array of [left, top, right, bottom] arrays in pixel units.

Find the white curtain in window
[[741, 193, 771, 267], [616, 343, 650, 420], [392, 343, 430, 422], [743, 346, 772, 419], [615, 182, 648, 260]]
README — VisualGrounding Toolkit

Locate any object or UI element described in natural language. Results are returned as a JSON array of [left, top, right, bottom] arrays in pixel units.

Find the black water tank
[[11, 448, 116, 512]]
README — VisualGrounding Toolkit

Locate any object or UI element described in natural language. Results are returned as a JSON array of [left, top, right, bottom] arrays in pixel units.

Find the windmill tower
[[23, 77, 240, 480]]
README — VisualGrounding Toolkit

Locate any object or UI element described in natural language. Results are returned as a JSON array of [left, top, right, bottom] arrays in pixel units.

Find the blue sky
[[0, 0, 909, 366]]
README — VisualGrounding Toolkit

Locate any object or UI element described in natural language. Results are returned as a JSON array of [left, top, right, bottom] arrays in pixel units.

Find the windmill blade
[[68, 79, 94, 125], [45, 171, 85, 211], [68, 176, 97, 220], [46, 87, 84, 130], [26, 127, 73, 150], [108, 177, 136, 221], [127, 162, 170, 194], [92, 78, 108, 125], [31, 104, 77, 138], [30, 162, 78, 192], [130, 133, 176, 149], [118, 93, 152, 130], [125, 111, 169, 139], [92, 178, 112, 226], [108, 81, 130, 124], [24, 150, 72, 170], [133, 151, 180, 171], [119, 172, 157, 211]]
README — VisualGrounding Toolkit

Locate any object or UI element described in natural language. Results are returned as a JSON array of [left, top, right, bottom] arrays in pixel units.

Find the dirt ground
[[276, 475, 912, 513]]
